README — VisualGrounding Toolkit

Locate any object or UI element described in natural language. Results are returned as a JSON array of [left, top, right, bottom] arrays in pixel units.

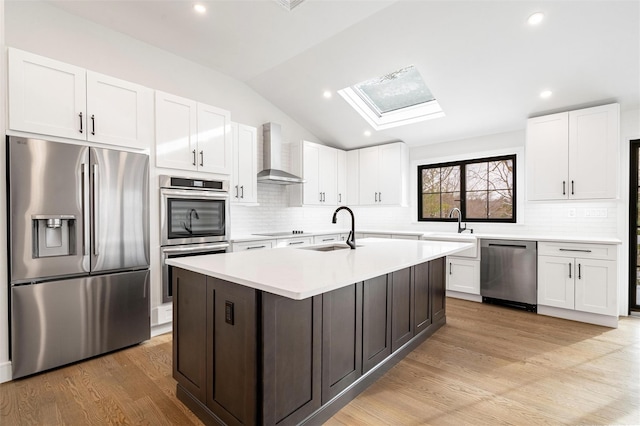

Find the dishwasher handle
[[487, 243, 528, 249]]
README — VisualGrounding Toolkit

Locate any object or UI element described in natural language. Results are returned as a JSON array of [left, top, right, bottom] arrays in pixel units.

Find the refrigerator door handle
[[92, 163, 99, 256], [81, 163, 90, 256]]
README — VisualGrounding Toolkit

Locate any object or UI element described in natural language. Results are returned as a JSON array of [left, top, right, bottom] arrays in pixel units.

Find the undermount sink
[[300, 244, 360, 252]]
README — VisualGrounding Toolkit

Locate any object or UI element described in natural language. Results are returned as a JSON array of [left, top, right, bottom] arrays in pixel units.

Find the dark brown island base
[[171, 257, 446, 426]]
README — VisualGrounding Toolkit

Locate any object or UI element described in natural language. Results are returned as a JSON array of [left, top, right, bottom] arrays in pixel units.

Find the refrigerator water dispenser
[[32, 215, 76, 258]]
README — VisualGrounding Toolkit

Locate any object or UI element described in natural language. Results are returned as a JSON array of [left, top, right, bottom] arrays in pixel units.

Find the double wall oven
[[160, 175, 230, 303]]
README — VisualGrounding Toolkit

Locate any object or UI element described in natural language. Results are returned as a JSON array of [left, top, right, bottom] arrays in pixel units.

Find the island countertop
[[166, 237, 473, 300]]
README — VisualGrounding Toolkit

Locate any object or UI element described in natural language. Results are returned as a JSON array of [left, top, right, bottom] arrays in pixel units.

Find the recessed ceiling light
[[364, 130, 371, 137], [528, 12, 544, 25], [193, 4, 207, 14], [540, 90, 553, 99], [323, 90, 332, 99]]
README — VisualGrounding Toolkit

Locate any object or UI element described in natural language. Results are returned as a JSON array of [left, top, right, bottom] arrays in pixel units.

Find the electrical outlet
[[585, 208, 608, 218], [156, 305, 173, 324], [568, 208, 576, 218]]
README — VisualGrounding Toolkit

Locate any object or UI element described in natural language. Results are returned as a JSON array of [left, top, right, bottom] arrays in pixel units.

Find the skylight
[[338, 65, 444, 130]]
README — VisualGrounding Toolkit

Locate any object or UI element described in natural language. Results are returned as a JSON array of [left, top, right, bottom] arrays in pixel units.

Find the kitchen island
[[166, 238, 473, 426]]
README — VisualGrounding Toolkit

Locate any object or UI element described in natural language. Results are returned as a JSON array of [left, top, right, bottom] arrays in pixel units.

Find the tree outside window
[[418, 155, 515, 222]]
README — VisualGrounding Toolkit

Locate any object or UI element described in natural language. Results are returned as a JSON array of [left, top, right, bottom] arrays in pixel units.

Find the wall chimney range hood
[[257, 122, 305, 185]]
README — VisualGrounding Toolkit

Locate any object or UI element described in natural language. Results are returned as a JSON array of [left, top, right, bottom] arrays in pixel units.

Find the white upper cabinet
[[346, 150, 360, 205], [358, 142, 408, 206], [290, 141, 340, 206], [231, 122, 258, 204], [337, 150, 347, 205], [155, 91, 231, 174], [526, 103, 619, 200], [8, 48, 152, 149]]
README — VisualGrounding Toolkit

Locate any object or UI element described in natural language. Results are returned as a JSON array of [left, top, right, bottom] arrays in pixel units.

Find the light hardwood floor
[[1, 298, 638, 425]]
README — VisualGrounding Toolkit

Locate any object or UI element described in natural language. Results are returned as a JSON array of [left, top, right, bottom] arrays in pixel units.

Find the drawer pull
[[322, 238, 334, 242], [558, 248, 592, 253], [247, 245, 266, 250], [288, 241, 304, 245], [488, 243, 527, 249]]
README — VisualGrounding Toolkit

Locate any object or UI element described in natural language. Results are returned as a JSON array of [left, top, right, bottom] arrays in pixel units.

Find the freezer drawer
[[11, 270, 150, 379]]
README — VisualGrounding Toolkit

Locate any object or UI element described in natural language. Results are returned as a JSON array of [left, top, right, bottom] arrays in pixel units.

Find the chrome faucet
[[448, 207, 472, 234], [332, 206, 356, 249]]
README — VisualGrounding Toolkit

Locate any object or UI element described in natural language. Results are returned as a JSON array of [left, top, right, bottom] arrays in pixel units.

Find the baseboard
[[0, 361, 12, 383], [537, 305, 618, 328], [446, 290, 482, 303], [151, 322, 172, 338]]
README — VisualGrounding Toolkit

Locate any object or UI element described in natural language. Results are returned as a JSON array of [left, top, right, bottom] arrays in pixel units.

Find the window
[[338, 65, 444, 130], [418, 155, 516, 222]]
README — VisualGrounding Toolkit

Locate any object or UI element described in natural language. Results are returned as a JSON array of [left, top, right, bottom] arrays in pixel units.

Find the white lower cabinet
[[446, 258, 480, 295], [232, 240, 274, 252], [313, 234, 341, 244], [275, 237, 313, 248], [537, 242, 617, 317]]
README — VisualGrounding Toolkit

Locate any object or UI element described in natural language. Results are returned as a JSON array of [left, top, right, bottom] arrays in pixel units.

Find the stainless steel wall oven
[[159, 175, 230, 303]]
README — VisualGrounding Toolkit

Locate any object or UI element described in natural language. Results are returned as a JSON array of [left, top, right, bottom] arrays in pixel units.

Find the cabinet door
[[232, 123, 258, 204], [206, 277, 257, 426], [430, 258, 446, 323], [568, 104, 619, 200], [446, 258, 480, 295], [358, 146, 379, 205], [262, 293, 322, 425], [8, 48, 86, 140], [337, 150, 347, 205], [322, 283, 362, 403], [574, 258, 617, 315], [319, 145, 338, 205], [537, 256, 575, 309], [378, 143, 403, 205], [173, 268, 207, 402], [526, 112, 569, 200], [86, 71, 152, 149], [414, 261, 431, 335], [197, 103, 231, 174], [391, 267, 414, 352], [155, 91, 198, 171], [302, 142, 322, 205], [362, 274, 392, 373]]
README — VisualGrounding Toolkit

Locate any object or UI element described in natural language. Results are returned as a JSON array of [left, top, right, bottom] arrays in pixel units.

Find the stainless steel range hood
[[257, 122, 305, 185]]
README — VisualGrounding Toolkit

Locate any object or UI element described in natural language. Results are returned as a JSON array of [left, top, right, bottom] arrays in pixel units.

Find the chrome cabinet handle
[[559, 248, 592, 253], [569, 263, 572, 279], [562, 181, 566, 195], [91, 114, 95, 135], [338, 193, 342, 203], [200, 150, 204, 167], [322, 238, 334, 242], [288, 241, 304, 245], [192, 150, 196, 166], [79, 112, 83, 133], [246, 245, 266, 250], [240, 185, 244, 199]]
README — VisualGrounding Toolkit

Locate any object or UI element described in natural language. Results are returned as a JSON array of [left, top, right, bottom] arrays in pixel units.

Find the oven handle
[[161, 188, 230, 199], [162, 242, 229, 255]]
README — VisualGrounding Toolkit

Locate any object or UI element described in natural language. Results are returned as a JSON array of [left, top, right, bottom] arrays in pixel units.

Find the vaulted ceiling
[[44, 0, 640, 150]]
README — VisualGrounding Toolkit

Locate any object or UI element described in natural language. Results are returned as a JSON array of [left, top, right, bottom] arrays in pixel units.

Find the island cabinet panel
[[322, 283, 363, 403], [262, 293, 322, 426], [173, 268, 207, 401], [430, 258, 447, 323], [414, 261, 432, 335], [206, 277, 257, 426], [391, 267, 414, 352], [362, 275, 392, 373]]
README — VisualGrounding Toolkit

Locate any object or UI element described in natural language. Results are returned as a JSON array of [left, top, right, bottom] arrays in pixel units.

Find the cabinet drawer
[[314, 234, 341, 244], [276, 237, 313, 248], [232, 240, 274, 252], [538, 241, 617, 261], [391, 234, 420, 240]]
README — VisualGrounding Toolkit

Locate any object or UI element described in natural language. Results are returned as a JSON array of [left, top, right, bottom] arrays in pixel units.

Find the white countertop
[[167, 238, 473, 300], [230, 229, 621, 245]]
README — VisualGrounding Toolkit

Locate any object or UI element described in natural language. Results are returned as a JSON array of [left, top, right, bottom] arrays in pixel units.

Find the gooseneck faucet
[[449, 207, 472, 234], [332, 206, 356, 249]]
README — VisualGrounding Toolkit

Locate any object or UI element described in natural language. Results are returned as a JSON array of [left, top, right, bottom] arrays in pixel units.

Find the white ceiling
[[46, 0, 640, 150]]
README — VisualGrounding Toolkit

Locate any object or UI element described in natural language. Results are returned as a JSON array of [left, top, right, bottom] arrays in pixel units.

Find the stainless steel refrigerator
[[7, 136, 150, 379]]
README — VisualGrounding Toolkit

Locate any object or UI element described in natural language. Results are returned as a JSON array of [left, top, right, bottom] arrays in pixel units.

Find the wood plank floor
[[1, 298, 638, 425]]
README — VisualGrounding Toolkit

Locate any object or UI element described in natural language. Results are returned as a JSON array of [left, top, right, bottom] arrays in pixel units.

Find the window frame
[[417, 154, 517, 223]]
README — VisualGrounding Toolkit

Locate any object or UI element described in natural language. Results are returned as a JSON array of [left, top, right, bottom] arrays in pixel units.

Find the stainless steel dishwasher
[[480, 239, 537, 312]]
